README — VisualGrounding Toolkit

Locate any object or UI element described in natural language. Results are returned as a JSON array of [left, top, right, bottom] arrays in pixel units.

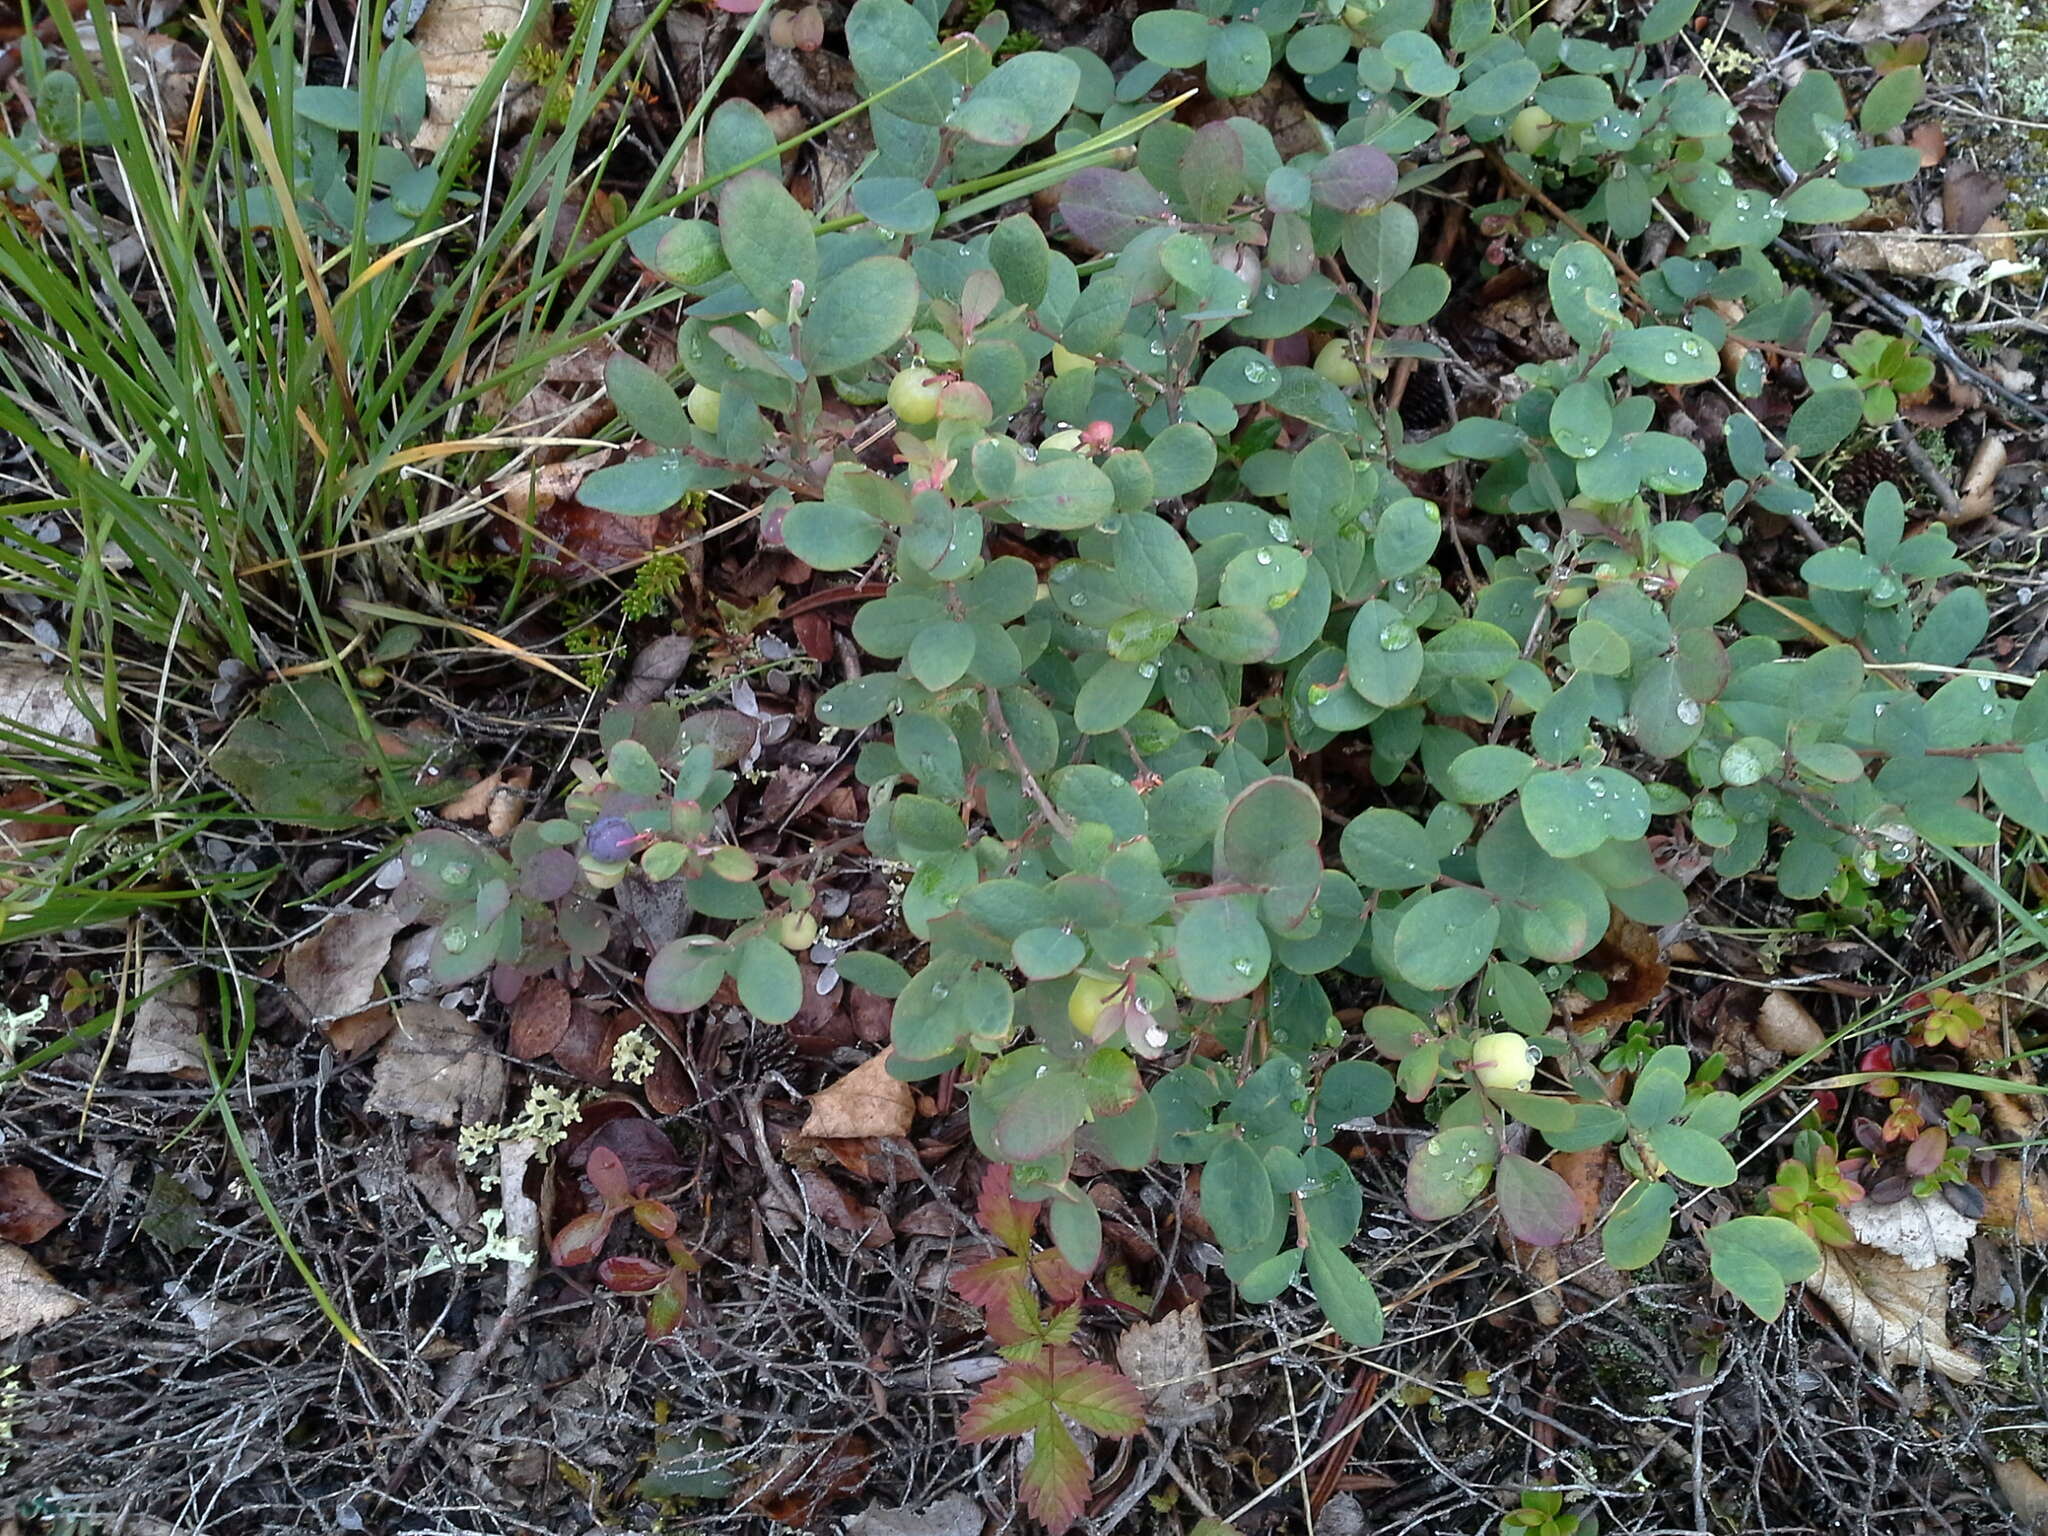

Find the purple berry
[[585, 815, 640, 862]]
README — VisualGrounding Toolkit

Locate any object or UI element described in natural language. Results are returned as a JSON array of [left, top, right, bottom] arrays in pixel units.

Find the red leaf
[[551, 1208, 613, 1266], [952, 1250, 1030, 1312], [959, 1348, 1145, 1534], [586, 1145, 632, 1203], [1018, 1417, 1091, 1534], [976, 1164, 1039, 1256], [0, 1166, 64, 1244], [633, 1199, 678, 1239], [598, 1255, 670, 1293]]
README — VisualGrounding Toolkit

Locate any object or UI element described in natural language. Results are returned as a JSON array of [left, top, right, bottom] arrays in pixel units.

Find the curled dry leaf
[[1980, 1161, 2048, 1244], [0, 1165, 65, 1244], [409, 0, 540, 152], [365, 1003, 506, 1127], [1848, 1192, 1976, 1267], [283, 907, 404, 1023], [1806, 1246, 1982, 1382], [1957, 435, 2007, 523], [1994, 1458, 2048, 1535], [800, 1048, 914, 1141], [1113, 1304, 1220, 1428], [1842, 0, 1944, 40], [1754, 990, 1824, 1055], [125, 955, 205, 1078], [0, 1242, 83, 1340], [0, 662, 94, 747], [440, 765, 532, 837]]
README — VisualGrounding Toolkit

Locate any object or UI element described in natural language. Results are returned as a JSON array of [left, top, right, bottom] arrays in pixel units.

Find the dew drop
[[1138, 662, 1158, 679], [1145, 1026, 1169, 1049], [441, 926, 470, 953], [1174, 667, 1192, 682], [1147, 338, 1167, 357], [1256, 549, 1274, 565], [1675, 697, 1703, 727], [1663, 350, 1679, 366], [1561, 262, 1579, 281], [1231, 957, 1255, 976], [1070, 592, 1087, 607], [1379, 622, 1415, 651]]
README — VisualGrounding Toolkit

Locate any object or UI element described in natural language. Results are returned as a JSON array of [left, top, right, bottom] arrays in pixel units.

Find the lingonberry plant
[[399, 0, 2043, 1503]]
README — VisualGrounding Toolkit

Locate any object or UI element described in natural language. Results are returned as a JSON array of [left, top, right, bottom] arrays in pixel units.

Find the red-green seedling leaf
[[587, 1144, 633, 1203], [1494, 1154, 1581, 1247], [599, 1255, 671, 1293], [645, 1277, 687, 1339], [632, 1199, 679, 1239], [959, 1347, 1145, 1532], [551, 1209, 614, 1267]]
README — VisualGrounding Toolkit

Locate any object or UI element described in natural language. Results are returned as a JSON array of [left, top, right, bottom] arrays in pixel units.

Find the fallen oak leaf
[[1806, 1245, 1982, 1382]]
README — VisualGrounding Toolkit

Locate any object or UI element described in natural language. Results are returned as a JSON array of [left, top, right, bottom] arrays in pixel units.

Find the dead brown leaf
[[0, 662, 94, 747], [737, 1430, 876, 1526], [441, 765, 532, 837], [125, 955, 205, 1078], [1994, 1458, 2048, 1533], [0, 1166, 65, 1244], [1114, 1304, 1220, 1428], [0, 1242, 83, 1340], [1843, 0, 1944, 40], [800, 1049, 913, 1140], [1807, 1245, 1982, 1381], [284, 907, 404, 1023], [1755, 990, 1824, 1054], [365, 1004, 506, 1127], [409, 0, 539, 152], [1981, 1161, 2048, 1244], [327, 1003, 398, 1060], [508, 977, 573, 1060]]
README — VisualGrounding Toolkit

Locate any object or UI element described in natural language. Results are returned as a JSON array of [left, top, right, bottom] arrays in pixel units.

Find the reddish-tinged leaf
[[1495, 1153, 1583, 1247], [598, 1255, 671, 1293], [0, 1166, 65, 1244], [645, 1283, 686, 1339], [551, 1209, 614, 1266], [633, 1199, 678, 1239], [983, 1276, 1045, 1350], [952, 1250, 1030, 1312], [976, 1163, 1039, 1256], [959, 1347, 1145, 1533], [585, 1144, 633, 1203], [1031, 1248, 1087, 1307], [1018, 1419, 1091, 1534]]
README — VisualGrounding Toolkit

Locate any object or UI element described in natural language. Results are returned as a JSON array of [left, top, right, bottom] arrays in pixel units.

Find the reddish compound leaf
[[959, 1346, 1145, 1532]]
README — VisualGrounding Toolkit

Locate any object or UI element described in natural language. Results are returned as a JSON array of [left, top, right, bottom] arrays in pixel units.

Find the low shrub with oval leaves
[[404, 0, 2037, 1450]]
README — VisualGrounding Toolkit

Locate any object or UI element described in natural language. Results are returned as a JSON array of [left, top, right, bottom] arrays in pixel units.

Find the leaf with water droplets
[[1406, 1124, 1498, 1220]]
